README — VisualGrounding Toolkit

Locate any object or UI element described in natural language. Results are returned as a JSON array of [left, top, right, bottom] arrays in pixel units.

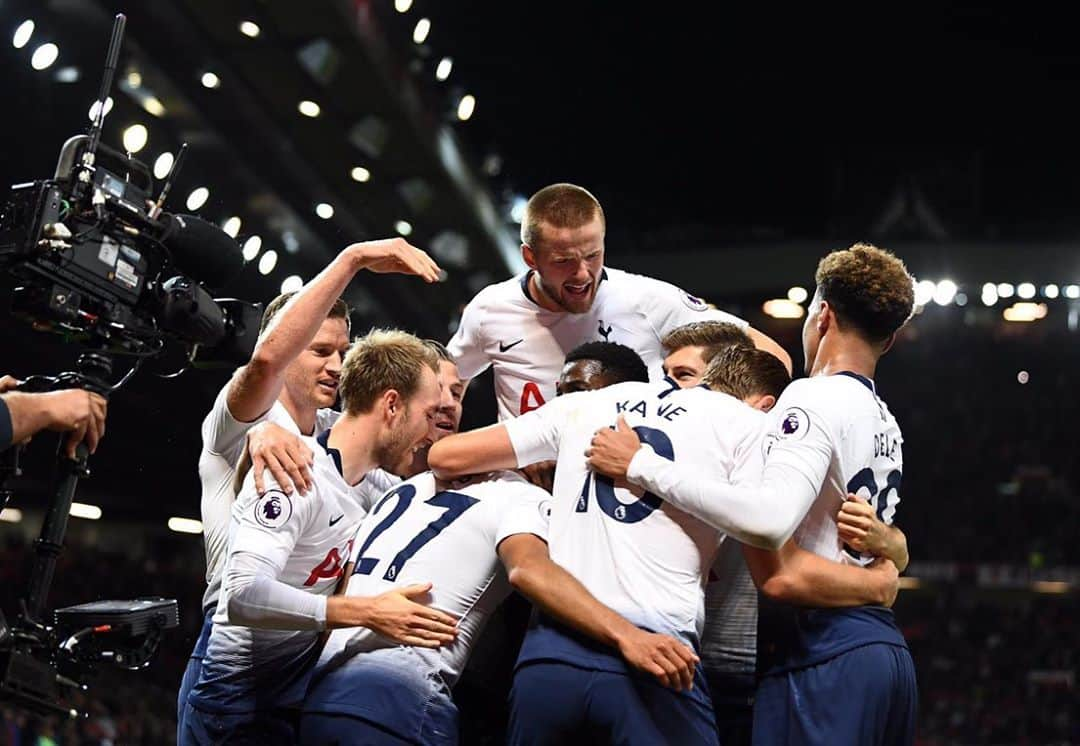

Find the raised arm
[[228, 239, 441, 422], [498, 533, 699, 691]]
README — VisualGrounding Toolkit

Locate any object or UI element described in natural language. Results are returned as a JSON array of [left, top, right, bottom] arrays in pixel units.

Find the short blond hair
[[338, 328, 439, 414], [661, 321, 753, 361], [702, 346, 791, 401], [816, 243, 915, 342], [521, 183, 605, 249]]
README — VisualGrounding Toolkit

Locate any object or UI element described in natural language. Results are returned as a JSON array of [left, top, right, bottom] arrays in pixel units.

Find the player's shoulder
[[467, 273, 530, 309], [602, 266, 710, 312]]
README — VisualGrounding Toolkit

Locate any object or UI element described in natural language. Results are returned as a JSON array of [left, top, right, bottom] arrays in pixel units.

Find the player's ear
[[383, 389, 402, 419], [879, 331, 898, 356], [521, 243, 539, 271], [817, 300, 833, 335]]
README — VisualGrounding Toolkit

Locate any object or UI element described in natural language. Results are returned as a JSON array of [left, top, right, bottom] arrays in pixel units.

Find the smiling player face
[[281, 317, 350, 414]]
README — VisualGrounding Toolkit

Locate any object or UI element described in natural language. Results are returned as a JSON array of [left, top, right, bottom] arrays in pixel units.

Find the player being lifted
[[447, 183, 790, 420], [588, 243, 918, 745]]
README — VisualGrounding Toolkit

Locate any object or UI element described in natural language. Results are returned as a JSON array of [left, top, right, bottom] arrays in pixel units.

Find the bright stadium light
[[762, 299, 805, 319], [914, 279, 935, 307], [168, 517, 203, 534], [315, 203, 334, 219], [70, 502, 102, 520], [1043, 284, 1059, 299], [0, 508, 23, 523], [412, 18, 431, 44], [13, 20, 35, 49], [298, 100, 320, 118], [932, 279, 957, 306], [350, 166, 371, 182], [201, 71, 221, 89], [1017, 370, 1030, 385], [435, 57, 453, 82], [1002, 302, 1047, 322], [280, 275, 304, 294], [141, 96, 165, 117], [88, 97, 114, 121], [981, 282, 998, 306], [1066, 285, 1080, 299], [456, 94, 476, 121], [121, 123, 148, 153], [395, 220, 413, 237], [1017, 282, 1036, 299], [395, 0, 413, 11], [242, 235, 262, 261], [153, 152, 174, 180], [30, 42, 58, 70], [997, 282, 1015, 299], [222, 216, 242, 238], [787, 286, 809, 303], [185, 187, 210, 211], [239, 20, 261, 38], [258, 249, 278, 275]]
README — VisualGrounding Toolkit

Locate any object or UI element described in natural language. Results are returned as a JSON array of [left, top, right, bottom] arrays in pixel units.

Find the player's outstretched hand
[[361, 582, 459, 648], [247, 422, 314, 495], [348, 238, 442, 283], [585, 415, 641, 480], [617, 627, 699, 692], [519, 460, 556, 493], [837, 494, 890, 556]]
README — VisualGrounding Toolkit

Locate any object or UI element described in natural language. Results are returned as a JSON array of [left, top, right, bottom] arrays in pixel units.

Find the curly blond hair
[[815, 243, 914, 342]]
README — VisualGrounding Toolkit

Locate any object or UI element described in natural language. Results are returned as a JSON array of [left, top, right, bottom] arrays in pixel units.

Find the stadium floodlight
[[997, 282, 1015, 298], [1017, 282, 1036, 299], [932, 280, 957, 306], [413, 18, 431, 44], [762, 299, 805, 319], [13, 20, 35, 49]]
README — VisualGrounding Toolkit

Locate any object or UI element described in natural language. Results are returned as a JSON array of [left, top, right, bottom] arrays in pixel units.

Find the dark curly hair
[[815, 243, 915, 342], [563, 341, 648, 385]]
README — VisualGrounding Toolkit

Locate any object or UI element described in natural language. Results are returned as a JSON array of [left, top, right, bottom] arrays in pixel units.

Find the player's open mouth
[[564, 282, 591, 297], [317, 379, 338, 393], [434, 418, 455, 432]]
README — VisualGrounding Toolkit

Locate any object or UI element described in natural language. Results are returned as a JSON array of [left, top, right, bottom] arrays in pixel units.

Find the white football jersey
[[447, 267, 746, 420], [194, 434, 375, 710], [315, 470, 550, 687], [197, 380, 342, 613], [764, 372, 904, 564], [503, 380, 766, 643]]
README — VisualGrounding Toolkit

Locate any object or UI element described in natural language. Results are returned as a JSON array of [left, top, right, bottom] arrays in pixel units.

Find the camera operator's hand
[[247, 422, 314, 496], [42, 389, 108, 458], [348, 238, 442, 283]]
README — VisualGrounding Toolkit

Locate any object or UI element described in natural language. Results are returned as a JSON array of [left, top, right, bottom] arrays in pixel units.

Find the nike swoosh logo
[[499, 339, 524, 352], [329, 514, 345, 526]]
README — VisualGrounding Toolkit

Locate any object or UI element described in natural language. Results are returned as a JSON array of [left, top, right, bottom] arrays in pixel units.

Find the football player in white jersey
[[300, 342, 697, 745], [178, 238, 440, 732], [447, 182, 791, 421], [587, 244, 919, 746], [182, 330, 457, 745]]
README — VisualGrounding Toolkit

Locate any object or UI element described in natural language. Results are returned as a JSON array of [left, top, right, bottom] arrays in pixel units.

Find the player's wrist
[[624, 443, 657, 486]]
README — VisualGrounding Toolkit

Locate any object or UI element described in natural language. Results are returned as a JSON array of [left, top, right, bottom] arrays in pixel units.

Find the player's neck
[[278, 391, 316, 436], [810, 334, 878, 380], [325, 413, 380, 485], [527, 272, 564, 313]]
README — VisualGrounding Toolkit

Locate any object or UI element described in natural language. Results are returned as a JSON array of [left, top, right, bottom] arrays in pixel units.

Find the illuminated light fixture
[[153, 152, 174, 180], [30, 42, 59, 70], [315, 202, 334, 219], [1017, 370, 1030, 384], [13, 20, 34, 49], [1032, 580, 1069, 594], [456, 94, 476, 121], [54, 66, 80, 83], [510, 196, 527, 224], [1065, 284, 1080, 299], [0, 508, 23, 523], [127, 70, 142, 88], [121, 123, 148, 153], [1043, 284, 1059, 299], [350, 166, 371, 182], [762, 299, 805, 319], [280, 275, 304, 294], [168, 517, 203, 534], [298, 100, 321, 118], [1017, 282, 1036, 299], [981, 282, 998, 306], [954, 292, 968, 306], [913, 279, 935, 307], [787, 286, 809, 304], [142, 96, 166, 117], [201, 71, 220, 89], [997, 282, 1015, 298], [88, 97, 114, 121], [258, 249, 278, 275], [395, 220, 413, 237], [239, 20, 260, 38], [932, 279, 957, 306], [395, 0, 413, 12], [185, 187, 210, 211], [242, 235, 262, 261], [1002, 302, 1047, 322], [896, 577, 920, 590], [412, 18, 431, 44], [435, 57, 453, 82], [222, 216, 242, 238], [70, 502, 102, 520]]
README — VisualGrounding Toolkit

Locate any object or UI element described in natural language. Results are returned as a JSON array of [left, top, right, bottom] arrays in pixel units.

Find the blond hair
[[338, 328, 439, 414], [661, 321, 754, 361], [521, 183, 605, 249], [702, 345, 791, 401]]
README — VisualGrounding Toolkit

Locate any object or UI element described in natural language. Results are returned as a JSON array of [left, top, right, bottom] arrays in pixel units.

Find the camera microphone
[[158, 213, 244, 290]]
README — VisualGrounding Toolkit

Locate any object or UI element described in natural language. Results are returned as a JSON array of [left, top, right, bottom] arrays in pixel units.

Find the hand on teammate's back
[[617, 627, 700, 692], [247, 422, 314, 495], [350, 238, 443, 283], [327, 582, 459, 648], [585, 415, 642, 480]]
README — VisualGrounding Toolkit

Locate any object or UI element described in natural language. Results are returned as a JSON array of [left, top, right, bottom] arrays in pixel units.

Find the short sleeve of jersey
[[502, 393, 575, 467], [634, 274, 747, 338], [490, 472, 552, 547], [764, 378, 839, 482], [230, 471, 315, 572], [201, 377, 271, 463], [447, 292, 491, 380]]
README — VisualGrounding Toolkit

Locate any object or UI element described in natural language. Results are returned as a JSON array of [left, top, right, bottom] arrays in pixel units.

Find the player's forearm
[[743, 542, 895, 607], [428, 426, 517, 479], [883, 525, 909, 573], [228, 248, 363, 421], [224, 569, 327, 630], [626, 448, 811, 549], [509, 557, 638, 651]]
